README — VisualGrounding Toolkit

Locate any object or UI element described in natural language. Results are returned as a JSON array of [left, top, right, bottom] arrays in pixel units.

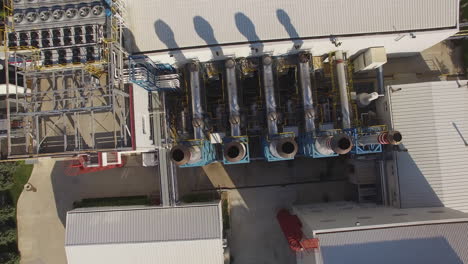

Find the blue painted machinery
[[352, 126, 402, 155], [299, 129, 354, 158], [262, 133, 298, 162], [222, 136, 250, 165], [171, 139, 216, 168]]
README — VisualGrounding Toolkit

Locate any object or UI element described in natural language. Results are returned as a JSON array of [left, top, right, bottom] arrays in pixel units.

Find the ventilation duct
[[359, 131, 402, 146], [39, 10, 50, 21], [315, 133, 353, 155], [79, 6, 90, 17], [170, 145, 202, 166]]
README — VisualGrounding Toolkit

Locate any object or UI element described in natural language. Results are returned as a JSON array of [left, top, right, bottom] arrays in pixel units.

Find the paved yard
[[17, 155, 160, 264], [181, 157, 353, 264]]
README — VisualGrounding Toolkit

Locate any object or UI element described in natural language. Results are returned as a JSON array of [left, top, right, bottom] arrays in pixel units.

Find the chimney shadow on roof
[[276, 9, 303, 50], [154, 19, 187, 66], [234, 12, 264, 55], [122, 28, 141, 54], [193, 16, 224, 60]]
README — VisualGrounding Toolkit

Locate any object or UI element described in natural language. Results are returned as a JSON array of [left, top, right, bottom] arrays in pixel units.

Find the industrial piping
[[262, 56, 298, 159], [262, 56, 279, 136], [335, 51, 351, 129], [315, 133, 353, 156], [298, 53, 316, 133], [224, 59, 248, 163], [359, 130, 402, 146], [170, 62, 204, 165]]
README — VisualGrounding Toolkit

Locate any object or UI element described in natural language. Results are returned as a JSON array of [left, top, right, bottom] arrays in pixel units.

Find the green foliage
[[8, 163, 33, 205], [0, 206, 15, 224], [0, 162, 19, 192], [73, 196, 151, 208], [0, 227, 16, 246], [180, 192, 219, 203], [0, 252, 20, 264], [222, 199, 230, 232]]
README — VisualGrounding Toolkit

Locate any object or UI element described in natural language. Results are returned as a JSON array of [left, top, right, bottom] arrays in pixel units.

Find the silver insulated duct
[[262, 56, 298, 159], [170, 145, 202, 166], [189, 62, 204, 140], [262, 56, 278, 135], [226, 59, 241, 136], [170, 62, 204, 165], [335, 51, 351, 129], [359, 130, 402, 146], [298, 53, 316, 133], [224, 59, 248, 163], [315, 134, 353, 156]]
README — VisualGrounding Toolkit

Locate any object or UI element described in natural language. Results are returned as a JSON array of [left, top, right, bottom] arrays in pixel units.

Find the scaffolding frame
[[3, 0, 131, 159]]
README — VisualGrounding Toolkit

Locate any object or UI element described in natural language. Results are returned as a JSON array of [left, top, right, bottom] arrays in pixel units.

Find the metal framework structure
[[2, 0, 131, 159]]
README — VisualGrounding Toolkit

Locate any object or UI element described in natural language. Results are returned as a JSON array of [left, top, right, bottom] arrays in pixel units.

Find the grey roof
[[316, 222, 468, 264], [65, 203, 222, 246], [125, 0, 458, 52], [388, 81, 468, 212]]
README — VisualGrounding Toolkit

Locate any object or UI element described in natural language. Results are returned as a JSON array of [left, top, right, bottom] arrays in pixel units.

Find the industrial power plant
[[131, 49, 402, 168], [0, 0, 466, 263]]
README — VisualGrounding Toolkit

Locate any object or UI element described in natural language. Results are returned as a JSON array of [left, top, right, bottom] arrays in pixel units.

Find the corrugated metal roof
[[316, 222, 468, 264], [389, 81, 468, 212], [65, 203, 222, 246], [125, 0, 458, 52], [66, 239, 224, 264]]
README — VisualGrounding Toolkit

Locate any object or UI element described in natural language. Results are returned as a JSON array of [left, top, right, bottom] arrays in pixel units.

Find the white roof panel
[[125, 0, 458, 52], [65, 203, 223, 264], [316, 222, 468, 264], [389, 81, 468, 212], [66, 203, 222, 246]]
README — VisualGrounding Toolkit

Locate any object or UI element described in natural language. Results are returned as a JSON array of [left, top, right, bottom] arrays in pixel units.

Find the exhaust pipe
[[298, 53, 316, 132], [224, 141, 247, 163], [226, 59, 241, 136], [359, 130, 402, 146], [270, 138, 298, 159], [224, 59, 248, 163], [262, 55, 279, 135], [335, 51, 351, 129], [315, 134, 353, 155], [189, 62, 204, 139], [170, 145, 202, 166]]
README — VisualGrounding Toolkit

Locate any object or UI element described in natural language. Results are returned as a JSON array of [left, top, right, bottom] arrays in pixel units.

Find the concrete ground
[[383, 40, 465, 84], [17, 155, 160, 264], [180, 158, 354, 264]]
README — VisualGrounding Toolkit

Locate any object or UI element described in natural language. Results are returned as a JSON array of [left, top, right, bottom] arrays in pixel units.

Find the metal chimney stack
[[335, 51, 351, 129], [170, 62, 204, 165], [298, 53, 316, 133], [359, 131, 402, 146], [224, 59, 248, 163], [315, 134, 353, 156], [262, 56, 298, 159]]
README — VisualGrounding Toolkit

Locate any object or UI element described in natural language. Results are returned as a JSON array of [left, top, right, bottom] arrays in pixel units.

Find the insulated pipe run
[[359, 131, 402, 146], [315, 134, 353, 155], [335, 51, 351, 129], [262, 56, 278, 135], [298, 53, 316, 132], [170, 145, 202, 166], [226, 59, 241, 136], [189, 62, 204, 139], [270, 138, 298, 159], [357, 92, 379, 108], [224, 141, 247, 163]]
